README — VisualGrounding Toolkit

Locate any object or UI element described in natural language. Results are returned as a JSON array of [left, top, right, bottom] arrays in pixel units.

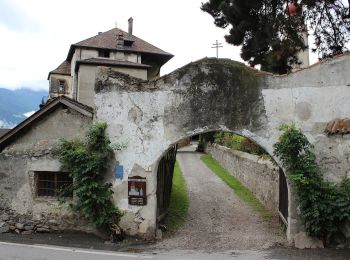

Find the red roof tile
[[0, 96, 93, 151], [0, 129, 10, 137], [67, 28, 173, 62], [76, 58, 151, 71], [48, 60, 71, 79], [325, 118, 350, 135]]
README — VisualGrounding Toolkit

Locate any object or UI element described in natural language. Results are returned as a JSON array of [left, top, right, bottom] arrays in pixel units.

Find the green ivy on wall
[[273, 124, 350, 245], [55, 123, 123, 234]]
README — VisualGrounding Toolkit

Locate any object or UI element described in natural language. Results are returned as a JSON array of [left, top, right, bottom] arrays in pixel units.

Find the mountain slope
[[0, 88, 48, 128]]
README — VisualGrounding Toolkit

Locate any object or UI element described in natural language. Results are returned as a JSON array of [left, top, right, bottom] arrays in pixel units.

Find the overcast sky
[[0, 0, 320, 92]]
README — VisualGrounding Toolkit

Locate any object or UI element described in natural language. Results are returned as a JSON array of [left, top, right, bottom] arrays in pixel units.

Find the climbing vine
[[273, 124, 350, 245], [55, 123, 123, 233]]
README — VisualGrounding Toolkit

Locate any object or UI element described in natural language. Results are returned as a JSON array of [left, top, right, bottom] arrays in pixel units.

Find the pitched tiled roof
[[325, 118, 350, 135], [67, 28, 173, 62], [0, 129, 10, 137], [76, 58, 151, 72], [48, 60, 71, 79], [0, 96, 93, 151]]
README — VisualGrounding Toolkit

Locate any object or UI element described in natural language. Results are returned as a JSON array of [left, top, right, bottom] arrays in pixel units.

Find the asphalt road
[[0, 241, 152, 260], [2, 239, 350, 260], [0, 241, 267, 260]]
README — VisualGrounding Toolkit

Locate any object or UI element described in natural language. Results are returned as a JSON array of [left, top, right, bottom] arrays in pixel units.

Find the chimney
[[98, 32, 102, 35], [39, 96, 46, 109], [128, 17, 133, 36]]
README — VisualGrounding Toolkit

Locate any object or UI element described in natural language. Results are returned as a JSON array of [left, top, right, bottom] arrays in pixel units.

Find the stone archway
[[94, 54, 350, 244], [153, 130, 291, 241], [153, 132, 289, 250]]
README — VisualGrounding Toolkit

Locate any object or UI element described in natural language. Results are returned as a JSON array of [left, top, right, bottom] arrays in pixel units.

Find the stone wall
[[205, 144, 279, 212], [94, 54, 350, 245], [0, 105, 96, 236], [2, 54, 350, 246]]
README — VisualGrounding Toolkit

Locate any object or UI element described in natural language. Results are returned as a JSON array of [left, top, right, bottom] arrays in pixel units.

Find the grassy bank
[[200, 154, 272, 220], [161, 161, 189, 236]]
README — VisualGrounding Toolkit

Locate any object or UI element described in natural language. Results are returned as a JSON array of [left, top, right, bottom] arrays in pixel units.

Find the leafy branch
[[55, 123, 123, 234], [273, 124, 350, 246]]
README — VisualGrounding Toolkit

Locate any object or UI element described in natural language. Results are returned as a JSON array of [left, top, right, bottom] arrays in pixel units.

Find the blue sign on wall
[[115, 165, 124, 179]]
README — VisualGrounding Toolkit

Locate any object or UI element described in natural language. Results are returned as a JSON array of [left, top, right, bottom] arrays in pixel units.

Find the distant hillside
[[0, 88, 48, 128]]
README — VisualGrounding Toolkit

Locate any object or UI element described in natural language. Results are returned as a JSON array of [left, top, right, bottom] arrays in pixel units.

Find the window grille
[[98, 50, 110, 58], [35, 172, 72, 197], [58, 80, 65, 94]]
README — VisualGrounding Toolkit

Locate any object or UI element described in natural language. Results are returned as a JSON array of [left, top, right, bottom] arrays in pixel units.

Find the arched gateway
[[94, 55, 350, 245]]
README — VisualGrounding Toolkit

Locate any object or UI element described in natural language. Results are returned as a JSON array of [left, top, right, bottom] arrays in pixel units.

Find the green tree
[[201, 0, 350, 74]]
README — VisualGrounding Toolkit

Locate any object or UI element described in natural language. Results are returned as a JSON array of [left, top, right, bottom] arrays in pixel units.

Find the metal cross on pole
[[212, 40, 223, 58]]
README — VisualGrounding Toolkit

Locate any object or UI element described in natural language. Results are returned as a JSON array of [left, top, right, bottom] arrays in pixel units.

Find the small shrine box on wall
[[128, 176, 147, 206]]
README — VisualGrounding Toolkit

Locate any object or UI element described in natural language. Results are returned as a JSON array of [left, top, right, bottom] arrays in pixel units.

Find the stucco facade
[[49, 75, 73, 99], [92, 54, 350, 245], [77, 64, 148, 107], [0, 98, 94, 234]]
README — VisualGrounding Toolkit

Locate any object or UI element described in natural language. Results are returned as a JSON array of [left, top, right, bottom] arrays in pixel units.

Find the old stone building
[[48, 17, 173, 107], [0, 19, 173, 235], [0, 96, 94, 234], [1, 15, 350, 248]]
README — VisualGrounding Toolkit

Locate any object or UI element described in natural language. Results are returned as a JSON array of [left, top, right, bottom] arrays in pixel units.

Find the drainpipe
[[73, 49, 82, 101]]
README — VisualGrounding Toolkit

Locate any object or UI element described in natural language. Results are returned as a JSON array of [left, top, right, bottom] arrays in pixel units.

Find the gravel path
[[154, 145, 287, 251]]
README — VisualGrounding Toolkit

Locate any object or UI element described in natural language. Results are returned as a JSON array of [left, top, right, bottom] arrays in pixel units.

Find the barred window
[[35, 172, 72, 197], [98, 49, 110, 58], [58, 80, 65, 94]]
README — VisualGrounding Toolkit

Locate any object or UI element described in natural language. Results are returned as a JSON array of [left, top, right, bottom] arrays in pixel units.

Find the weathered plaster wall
[[0, 106, 93, 234], [94, 54, 350, 244], [3, 107, 91, 153], [111, 67, 147, 81], [49, 75, 73, 99], [77, 65, 97, 107], [71, 49, 98, 76], [77, 65, 147, 107], [105, 51, 140, 63], [146, 62, 161, 80], [206, 144, 279, 212], [123, 53, 138, 63], [80, 49, 98, 60]]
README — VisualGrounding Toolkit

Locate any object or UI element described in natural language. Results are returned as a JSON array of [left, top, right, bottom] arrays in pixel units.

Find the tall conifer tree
[[202, 0, 350, 74]]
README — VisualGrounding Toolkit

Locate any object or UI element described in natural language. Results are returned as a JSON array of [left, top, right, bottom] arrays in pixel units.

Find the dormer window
[[124, 38, 134, 47], [98, 49, 110, 58], [58, 80, 65, 94], [116, 32, 124, 47]]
